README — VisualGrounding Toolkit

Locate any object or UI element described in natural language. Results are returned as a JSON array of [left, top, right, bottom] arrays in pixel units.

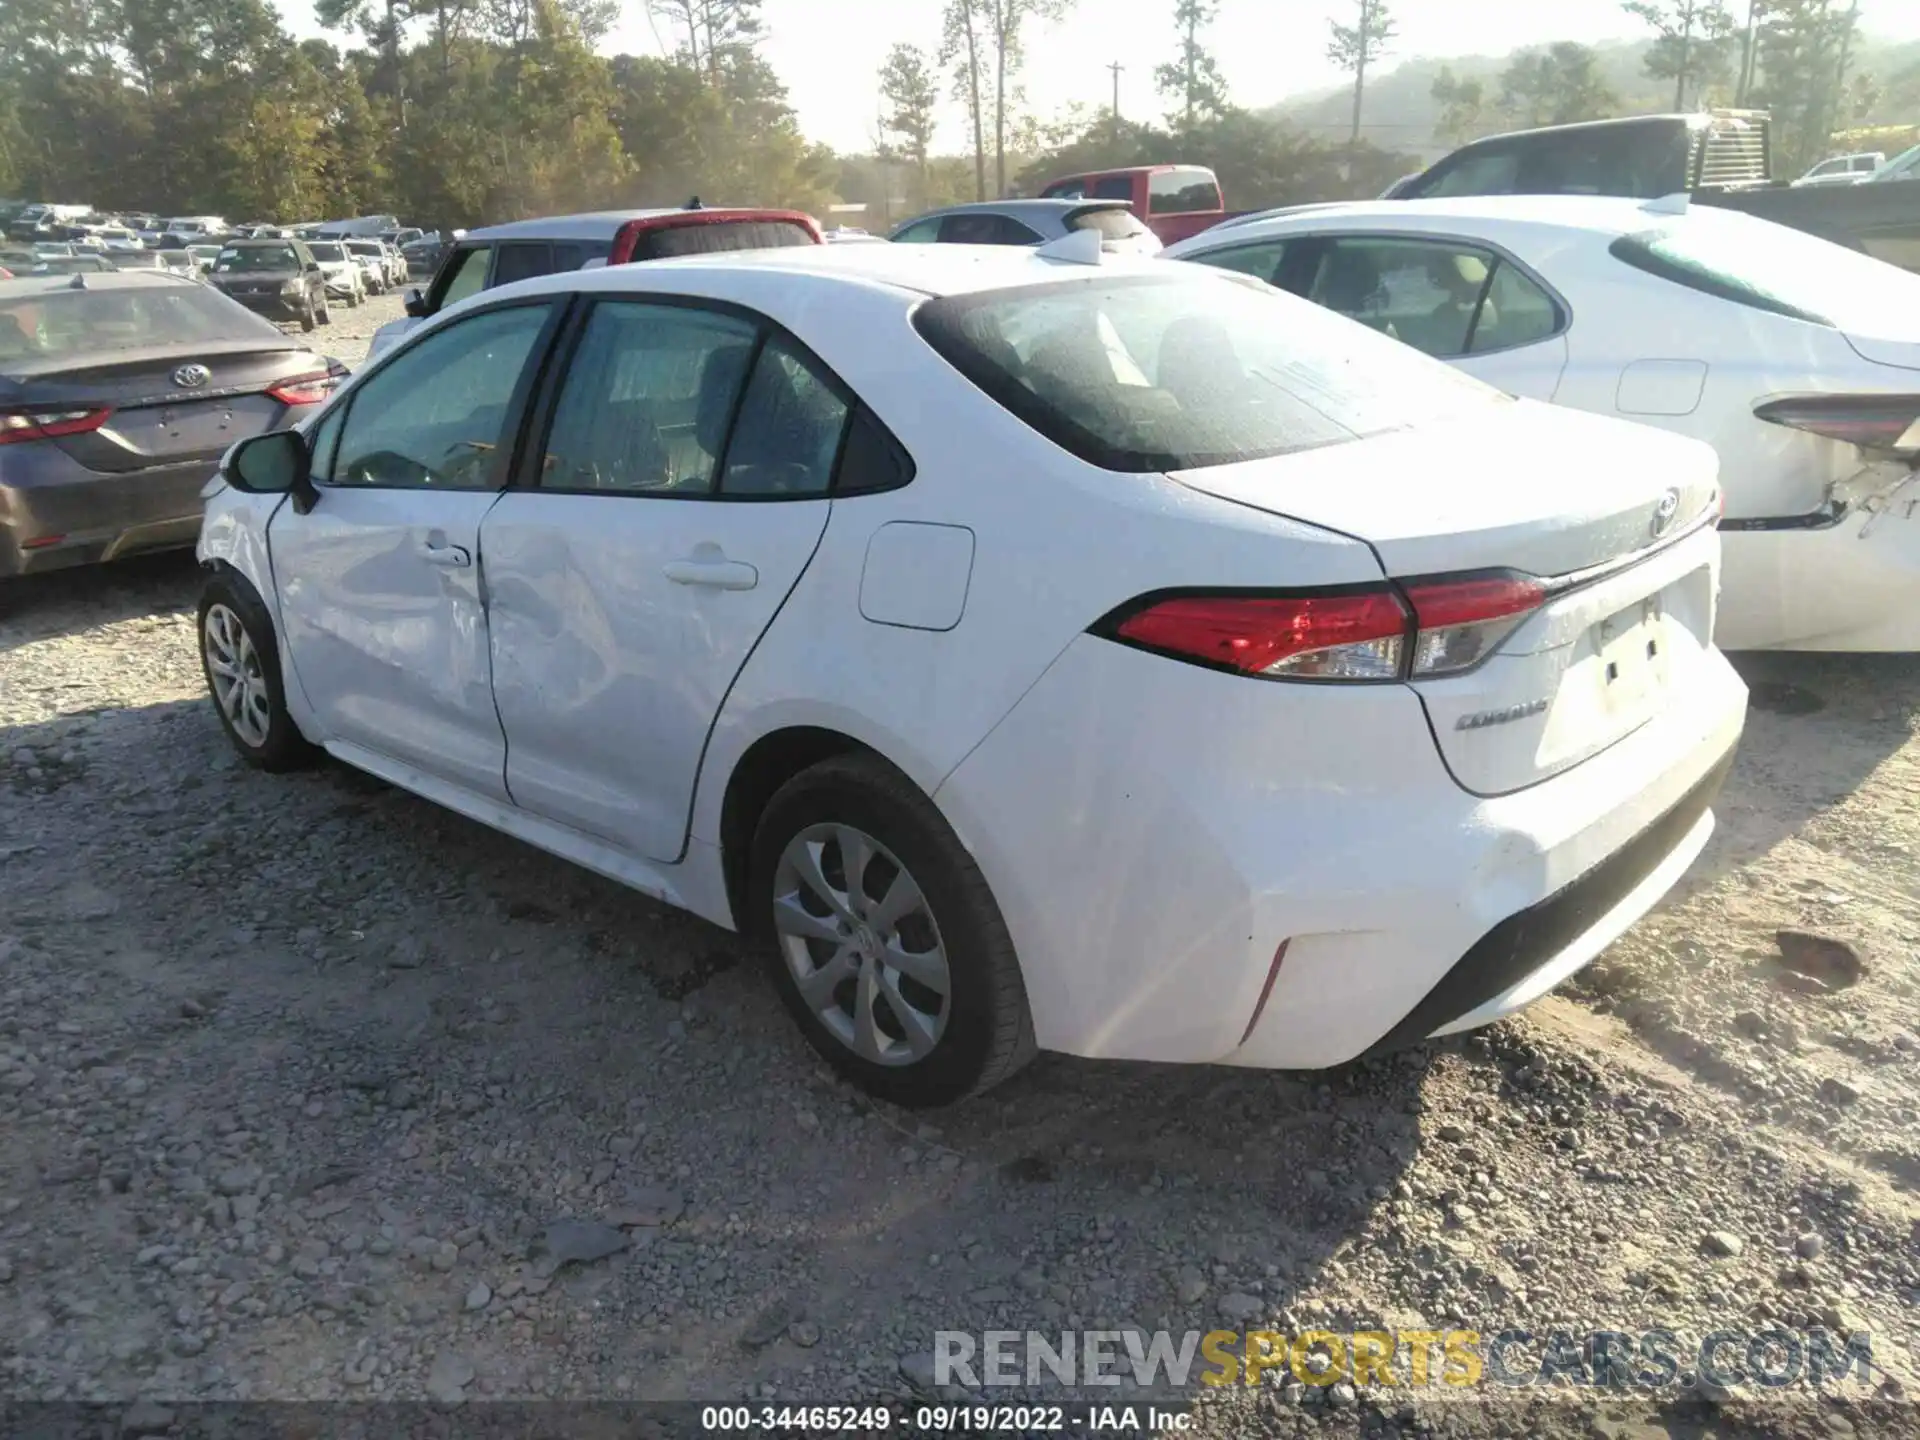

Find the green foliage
[[878, 43, 940, 209], [1429, 66, 1488, 147], [1497, 42, 1622, 128], [1623, 0, 1736, 110]]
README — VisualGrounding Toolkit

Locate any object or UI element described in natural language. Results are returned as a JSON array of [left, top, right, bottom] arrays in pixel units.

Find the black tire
[[299, 297, 315, 333], [196, 569, 318, 773], [749, 754, 1036, 1107]]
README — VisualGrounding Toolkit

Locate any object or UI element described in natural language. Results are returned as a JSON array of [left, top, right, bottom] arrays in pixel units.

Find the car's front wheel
[[749, 754, 1035, 1107], [197, 572, 316, 772]]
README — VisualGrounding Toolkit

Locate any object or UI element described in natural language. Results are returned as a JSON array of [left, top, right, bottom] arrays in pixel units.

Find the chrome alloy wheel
[[202, 602, 271, 748], [772, 824, 951, 1066]]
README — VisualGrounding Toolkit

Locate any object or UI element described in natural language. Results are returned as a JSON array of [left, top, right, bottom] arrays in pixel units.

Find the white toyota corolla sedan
[[195, 236, 1747, 1106], [1167, 196, 1920, 653]]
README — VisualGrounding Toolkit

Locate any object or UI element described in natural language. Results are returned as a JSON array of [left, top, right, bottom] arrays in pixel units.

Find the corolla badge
[[171, 364, 212, 389], [1650, 487, 1681, 538], [1454, 697, 1550, 731]]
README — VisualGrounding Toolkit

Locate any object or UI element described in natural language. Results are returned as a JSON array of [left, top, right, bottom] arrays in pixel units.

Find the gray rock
[[1796, 1233, 1825, 1260], [214, 1165, 260, 1198], [1218, 1292, 1265, 1323], [1704, 1231, 1745, 1258], [608, 1186, 684, 1228], [535, 1217, 629, 1274], [899, 1352, 939, 1391], [1328, 1382, 1356, 1409], [119, 1400, 175, 1436], [1436, 1123, 1471, 1142], [741, 1298, 797, 1349], [1174, 1268, 1207, 1305], [465, 1281, 491, 1311], [789, 1320, 821, 1348], [427, 1350, 476, 1403]]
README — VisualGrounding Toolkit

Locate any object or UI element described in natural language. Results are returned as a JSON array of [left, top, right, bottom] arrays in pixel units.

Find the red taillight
[[1114, 590, 1411, 681], [1401, 573, 1546, 677], [266, 371, 338, 406], [0, 407, 111, 446], [1754, 394, 1920, 453], [1103, 571, 1546, 684]]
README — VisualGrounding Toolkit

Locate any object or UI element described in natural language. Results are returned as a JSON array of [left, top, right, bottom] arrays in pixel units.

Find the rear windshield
[[1069, 207, 1152, 241], [217, 245, 298, 272], [631, 220, 815, 261], [913, 272, 1502, 473], [0, 285, 280, 368], [1609, 220, 1920, 330], [308, 243, 345, 261]]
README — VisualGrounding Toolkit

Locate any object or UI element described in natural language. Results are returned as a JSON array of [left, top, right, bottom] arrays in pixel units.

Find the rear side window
[[1089, 175, 1135, 202], [491, 243, 554, 287], [552, 240, 610, 271], [1148, 167, 1220, 215], [721, 339, 849, 496], [938, 212, 1041, 245], [630, 221, 815, 260], [913, 272, 1502, 473], [1300, 236, 1563, 360], [1600, 223, 1920, 328], [1040, 178, 1087, 199]]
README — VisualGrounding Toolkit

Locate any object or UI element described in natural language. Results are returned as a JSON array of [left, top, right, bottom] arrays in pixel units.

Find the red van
[[1037, 165, 1226, 245]]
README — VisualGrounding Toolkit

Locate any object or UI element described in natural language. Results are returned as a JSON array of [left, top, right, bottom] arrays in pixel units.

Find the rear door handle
[[416, 530, 471, 568], [664, 557, 759, 590]]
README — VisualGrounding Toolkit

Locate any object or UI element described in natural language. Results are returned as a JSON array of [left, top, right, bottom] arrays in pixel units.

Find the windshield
[[1871, 144, 1920, 181], [347, 242, 380, 255], [217, 245, 299, 272], [0, 284, 281, 367], [308, 243, 346, 262], [912, 271, 1502, 472], [1610, 218, 1920, 333]]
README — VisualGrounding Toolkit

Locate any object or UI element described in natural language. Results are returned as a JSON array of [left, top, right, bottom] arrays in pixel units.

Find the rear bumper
[[935, 632, 1748, 1069], [1718, 497, 1920, 650], [1, 459, 213, 578]]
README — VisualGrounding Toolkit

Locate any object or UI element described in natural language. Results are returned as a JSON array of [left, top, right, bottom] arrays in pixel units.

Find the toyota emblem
[[171, 364, 211, 389], [1650, 488, 1681, 538]]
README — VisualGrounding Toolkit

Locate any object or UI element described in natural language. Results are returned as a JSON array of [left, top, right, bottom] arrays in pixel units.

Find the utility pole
[[1108, 60, 1125, 130]]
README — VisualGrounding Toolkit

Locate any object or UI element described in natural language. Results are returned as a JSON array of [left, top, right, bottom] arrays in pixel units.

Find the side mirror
[[403, 288, 428, 318], [225, 429, 317, 513], [306, 261, 320, 272]]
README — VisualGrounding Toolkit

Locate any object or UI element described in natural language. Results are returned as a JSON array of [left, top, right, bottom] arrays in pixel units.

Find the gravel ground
[[1, 521, 1917, 1435], [293, 290, 405, 371]]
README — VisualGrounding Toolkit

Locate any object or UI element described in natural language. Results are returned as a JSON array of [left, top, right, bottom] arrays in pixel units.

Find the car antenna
[[1034, 228, 1105, 266], [67, 272, 88, 289], [1643, 192, 1691, 215], [686, 195, 703, 210]]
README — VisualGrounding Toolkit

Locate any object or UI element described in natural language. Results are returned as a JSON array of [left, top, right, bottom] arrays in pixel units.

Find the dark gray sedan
[[1, 271, 343, 578], [887, 198, 1161, 254]]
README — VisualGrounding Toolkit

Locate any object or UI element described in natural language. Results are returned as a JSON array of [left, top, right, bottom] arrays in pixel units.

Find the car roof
[[0, 269, 200, 296], [464, 208, 808, 242], [1175, 194, 1741, 244], [482, 239, 1170, 307], [902, 198, 1132, 221]]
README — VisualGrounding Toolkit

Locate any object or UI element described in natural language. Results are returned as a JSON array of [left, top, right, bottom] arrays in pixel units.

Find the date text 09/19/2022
[[697, 1404, 1193, 1432]]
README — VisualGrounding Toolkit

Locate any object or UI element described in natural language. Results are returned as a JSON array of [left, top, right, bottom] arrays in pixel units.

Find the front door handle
[[664, 556, 758, 590], [416, 530, 471, 568]]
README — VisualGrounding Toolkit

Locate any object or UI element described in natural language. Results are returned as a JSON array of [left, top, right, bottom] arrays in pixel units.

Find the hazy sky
[[272, 0, 1917, 153]]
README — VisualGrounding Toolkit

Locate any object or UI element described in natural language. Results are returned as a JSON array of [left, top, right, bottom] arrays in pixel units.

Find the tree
[[1498, 43, 1620, 127], [1429, 66, 1488, 146], [648, 0, 762, 86], [1327, 0, 1395, 149], [983, 0, 1073, 198], [940, 0, 990, 199], [1624, 0, 1736, 109], [1753, 0, 1854, 171], [878, 43, 939, 207], [1154, 0, 1225, 128]]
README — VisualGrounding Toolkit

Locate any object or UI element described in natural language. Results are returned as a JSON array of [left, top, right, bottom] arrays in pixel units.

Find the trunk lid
[[1844, 333, 1920, 372], [4, 341, 319, 472], [1170, 400, 1723, 794]]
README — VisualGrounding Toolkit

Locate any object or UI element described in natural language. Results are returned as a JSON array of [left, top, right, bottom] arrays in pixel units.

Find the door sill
[[324, 740, 695, 914]]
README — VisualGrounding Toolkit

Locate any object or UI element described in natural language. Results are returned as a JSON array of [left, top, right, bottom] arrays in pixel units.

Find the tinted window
[[631, 221, 815, 260], [539, 301, 759, 495], [835, 408, 913, 493], [332, 303, 551, 489], [1040, 178, 1087, 199], [1089, 175, 1135, 202], [913, 272, 1501, 473], [491, 243, 553, 287], [722, 339, 849, 496], [1610, 220, 1920, 330], [891, 218, 942, 244], [1470, 260, 1562, 354], [1148, 167, 1220, 215], [1306, 237, 1507, 358], [1414, 148, 1521, 199], [436, 247, 490, 310], [1188, 239, 1290, 287], [552, 240, 609, 271], [939, 212, 1042, 245]]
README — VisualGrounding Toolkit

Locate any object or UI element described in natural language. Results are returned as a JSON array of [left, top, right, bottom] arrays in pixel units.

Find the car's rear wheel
[[749, 754, 1035, 1108], [197, 572, 316, 773]]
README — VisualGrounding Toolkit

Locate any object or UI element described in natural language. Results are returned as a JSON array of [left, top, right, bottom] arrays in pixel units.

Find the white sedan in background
[[1168, 196, 1920, 652], [195, 238, 1744, 1106]]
